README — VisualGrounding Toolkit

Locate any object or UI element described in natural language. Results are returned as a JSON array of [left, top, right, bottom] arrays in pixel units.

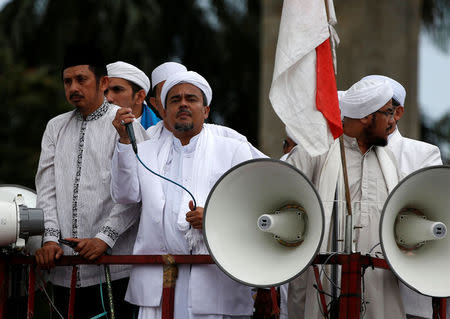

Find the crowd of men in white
[[33, 46, 442, 319]]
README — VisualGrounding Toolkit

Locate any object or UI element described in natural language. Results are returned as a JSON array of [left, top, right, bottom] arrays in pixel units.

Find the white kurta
[[388, 128, 443, 319], [35, 100, 140, 287], [145, 122, 267, 159], [388, 128, 442, 177], [286, 135, 405, 319], [111, 126, 254, 318]]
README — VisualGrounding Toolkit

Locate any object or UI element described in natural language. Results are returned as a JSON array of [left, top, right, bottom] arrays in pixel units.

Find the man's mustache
[[70, 92, 84, 99], [176, 108, 192, 116]]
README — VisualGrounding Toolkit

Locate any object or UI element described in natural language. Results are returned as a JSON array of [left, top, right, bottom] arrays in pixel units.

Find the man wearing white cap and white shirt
[[362, 75, 442, 176], [148, 62, 266, 158], [107, 61, 160, 130], [286, 78, 405, 319], [110, 70, 255, 319], [362, 75, 442, 319]]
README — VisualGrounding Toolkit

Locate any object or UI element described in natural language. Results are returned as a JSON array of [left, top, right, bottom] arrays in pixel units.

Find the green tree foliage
[[422, 0, 450, 53], [422, 111, 450, 164], [0, 0, 260, 189]]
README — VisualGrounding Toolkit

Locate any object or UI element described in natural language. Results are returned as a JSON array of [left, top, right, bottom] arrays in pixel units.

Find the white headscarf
[[362, 75, 406, 106], [151, 62, 187, 90], [107, 61, 150, 94], [339, 79, 393, 119], [160, 71, 212, 109]]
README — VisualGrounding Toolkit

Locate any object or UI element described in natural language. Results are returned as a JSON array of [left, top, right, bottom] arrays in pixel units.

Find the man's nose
[[106, 91, 114, 103], [388, 114, 395, 125], [68, 82, 80, 94]]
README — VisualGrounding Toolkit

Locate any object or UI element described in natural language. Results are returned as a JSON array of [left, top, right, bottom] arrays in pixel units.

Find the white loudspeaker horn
[[0, 184, 44, 248], [203, 159, 324, 287], [380, 165, 450, 297]]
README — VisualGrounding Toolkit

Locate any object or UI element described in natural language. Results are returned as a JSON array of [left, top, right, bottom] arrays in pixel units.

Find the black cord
[[135, 152, 197, 209]]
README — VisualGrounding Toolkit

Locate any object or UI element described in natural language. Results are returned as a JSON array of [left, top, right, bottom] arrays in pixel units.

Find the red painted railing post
[[27, 265, 36, 319], [338, 253, 362, 319], [0, 259, 7, 319], [162, 255, 178, 319], [67, 266, 77, 319]]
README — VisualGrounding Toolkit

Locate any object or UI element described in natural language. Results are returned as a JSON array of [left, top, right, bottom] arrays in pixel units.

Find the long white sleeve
[[111, 142, 142, 204]]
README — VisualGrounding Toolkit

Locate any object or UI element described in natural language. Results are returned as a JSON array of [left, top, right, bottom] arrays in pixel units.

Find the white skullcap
[[107, 61, 150, 94], [151, 62, 187, 90], [339, 79, 393, 119], [285, 126, 299, 145], [161, 71, 212, 109], [362, 75, 406, 106]]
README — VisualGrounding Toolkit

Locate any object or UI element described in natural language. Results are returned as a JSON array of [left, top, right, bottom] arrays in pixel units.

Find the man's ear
[[99, 76, 109, 92], [360, 115, 371, 127], [394, 106, 404, 122], [203, 106, 210, 120], [136, 90, 146, 105]]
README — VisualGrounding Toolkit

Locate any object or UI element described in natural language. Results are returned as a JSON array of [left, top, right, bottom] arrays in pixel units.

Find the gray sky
[[419, 30, 450, 120]]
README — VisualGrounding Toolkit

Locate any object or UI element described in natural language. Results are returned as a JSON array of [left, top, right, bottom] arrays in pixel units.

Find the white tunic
[[111, 126, 254, 318], [35, 100, 140, 287], [146, 122, 267, 159], [388, 128, 443, 319], [286, 135, 405, 319], [388, 129, 442, 177]]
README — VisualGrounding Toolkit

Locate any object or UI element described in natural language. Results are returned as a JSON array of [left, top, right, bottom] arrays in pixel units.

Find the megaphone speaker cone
[[380, 165, 450, 297], [203, 159, 325, 287]]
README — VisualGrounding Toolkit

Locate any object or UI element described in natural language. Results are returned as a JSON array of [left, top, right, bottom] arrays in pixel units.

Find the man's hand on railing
[[35, 241, 64, 269], [66, 237, 109, 261]]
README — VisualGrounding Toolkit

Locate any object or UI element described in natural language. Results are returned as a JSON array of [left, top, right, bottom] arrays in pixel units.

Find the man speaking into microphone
[[111, 71, 255, 319]]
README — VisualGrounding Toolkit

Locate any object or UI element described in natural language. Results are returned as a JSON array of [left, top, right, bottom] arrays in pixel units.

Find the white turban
[[107, 61, 150, 95], [151, 62, 187, 90], [362, 75, 406, 106], [161, 71, 212, 109], [339, 79, 393, 119]]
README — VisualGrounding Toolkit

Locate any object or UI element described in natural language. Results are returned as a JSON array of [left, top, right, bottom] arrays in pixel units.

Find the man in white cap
[[110, 71, 254, 319], [362, 75, 442, 319], [286, 78, 405, 319], [149, 61, 187, 121], [107, 61, 161, 130], [148, 61, 266, 158], [362, 75, 442, 175]]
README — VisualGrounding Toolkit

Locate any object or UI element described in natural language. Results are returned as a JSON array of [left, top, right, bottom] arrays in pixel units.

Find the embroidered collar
[[75, 99, 110, 121]]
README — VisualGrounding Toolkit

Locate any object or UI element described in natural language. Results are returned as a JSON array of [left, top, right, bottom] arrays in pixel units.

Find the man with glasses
[[286, 78, 405, 319], [363, 75, 442, 176], [362, 76, 443, 319]]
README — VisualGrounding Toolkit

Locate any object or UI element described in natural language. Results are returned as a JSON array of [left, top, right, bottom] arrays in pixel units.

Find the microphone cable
[[134, 152, 197, 209], [124, 121, 197, 209]]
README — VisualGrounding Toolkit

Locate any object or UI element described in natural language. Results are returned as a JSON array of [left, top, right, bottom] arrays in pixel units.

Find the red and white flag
[[269, 0, 343, 156]]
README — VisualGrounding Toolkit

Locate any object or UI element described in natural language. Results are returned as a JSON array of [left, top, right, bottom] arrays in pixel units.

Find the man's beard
[[175, 122, 194, 132], [364, 123, 388, 148]]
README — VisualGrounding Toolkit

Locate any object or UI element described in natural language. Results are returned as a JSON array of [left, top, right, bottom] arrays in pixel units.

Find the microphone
[[125, 122, 138, 154]]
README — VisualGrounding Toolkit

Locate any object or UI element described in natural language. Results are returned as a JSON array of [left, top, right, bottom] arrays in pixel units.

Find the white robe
[[110, 125, 254, 318], [388, 128, 442, 177], [145, 121, 267, 159], [286, 135, 405, 319], [388, 128, 443, 319]]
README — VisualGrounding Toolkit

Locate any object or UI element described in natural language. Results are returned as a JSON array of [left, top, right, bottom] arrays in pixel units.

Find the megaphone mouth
[[395, 207, 447, 251], [257, 203, 307, 247]]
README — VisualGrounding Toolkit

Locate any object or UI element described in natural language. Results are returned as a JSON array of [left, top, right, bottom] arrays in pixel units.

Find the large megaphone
[[0, 184, 44, 248], [380, 165, 450, 297], [203, 159, 324, 287]]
